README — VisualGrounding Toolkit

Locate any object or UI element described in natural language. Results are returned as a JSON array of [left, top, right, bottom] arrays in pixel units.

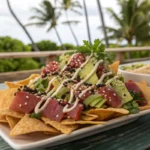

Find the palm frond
[[61, 20, 80, 25], [70, 8, 82, 15], [31, 7, 47, 18], [25, 22, 46, 27], [29, 16, 45, 21], [106, 8, 123, 26]]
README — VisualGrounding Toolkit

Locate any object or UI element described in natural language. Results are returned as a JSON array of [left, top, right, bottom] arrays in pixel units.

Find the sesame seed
[[26, 96, 29, 99], [24, 102, 28, 105], [19, 104, 22, 107], [108, 88, 111, 91], [102, 90, 105, 93], [56, 114, 59, 118], [113, 93, 116, 96], [67, 116, 71, 119]]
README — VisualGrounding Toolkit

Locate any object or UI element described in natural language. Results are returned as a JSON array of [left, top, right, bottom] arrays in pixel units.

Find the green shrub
[[0, 36, 31, 52], [0, 36, 40, 72], [59, 43, 76, 50], [36, 40, 58, 51]]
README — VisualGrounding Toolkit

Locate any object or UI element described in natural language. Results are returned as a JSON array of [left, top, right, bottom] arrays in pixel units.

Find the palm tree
[[96, 0, 109, 47], [99, 0, 150, 46], [58, 0, 82, 46], [83, 0, 91, 43], [6, 0, 39, 52], [27, 0, 65, 49]]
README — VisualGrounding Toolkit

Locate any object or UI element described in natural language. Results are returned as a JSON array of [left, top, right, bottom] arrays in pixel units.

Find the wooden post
[[46, 55, 57, 64], [115, 52, 125, 64]]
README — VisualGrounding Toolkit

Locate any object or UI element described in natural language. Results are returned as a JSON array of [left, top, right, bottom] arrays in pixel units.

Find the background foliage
[[0, 36, 76, 72]]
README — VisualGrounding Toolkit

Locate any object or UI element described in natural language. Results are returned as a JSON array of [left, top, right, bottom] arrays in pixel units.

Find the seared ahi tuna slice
[[125, 80, 147, 106], [67, 103, 84, 120], [98, 86, 122, 108], [69, 53, 85, 68], [42, 61, 60, 77], [10, 92, 41, 113], [42, 99, 65, 122]]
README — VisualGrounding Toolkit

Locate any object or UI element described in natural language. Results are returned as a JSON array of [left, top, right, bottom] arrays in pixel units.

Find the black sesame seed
[[123, 93, 126, 97], [51, 72, 59, 76], [14, 92, 16, 96], [17, 88, 21, 91], [76, 76, 81, 82], [84, 83, 92, 86], [96, 83, 106, 88]]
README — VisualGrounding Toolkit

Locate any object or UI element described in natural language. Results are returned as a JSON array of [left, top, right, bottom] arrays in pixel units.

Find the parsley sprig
[[30, 113, 41, 119], [77, 39, 112, 63]]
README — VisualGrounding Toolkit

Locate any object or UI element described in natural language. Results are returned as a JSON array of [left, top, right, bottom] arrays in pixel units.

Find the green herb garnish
[[30, 113, 41, 119], [77, 39, 112, 63], [123, 101, 139, 114], [130, 91, 145, 101]]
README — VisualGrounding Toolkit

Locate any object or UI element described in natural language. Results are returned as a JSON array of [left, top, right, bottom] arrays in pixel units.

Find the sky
[[0, 0, 119, 45]]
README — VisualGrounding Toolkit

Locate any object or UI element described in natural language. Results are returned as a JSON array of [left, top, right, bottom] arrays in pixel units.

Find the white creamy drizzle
[[68, 89, 74, 103], [63, 59, 103, 113], [75, 60, 103, 90], [67, 54, 93, 103], [46, 77, 57, 93], [28, 76, 41, 87], [105, 75, 119, 85], [60, 53, 77, 75], [97, 72, 112, 84], [35, 97, 51, 114], [78, 85, 94, 98], [63, 99, 80, 113], [51, 79, 72, 97], [35, 88, 55, 113], [42, 88, 55, 101], [71, 54, 93, 80], [34, 53, 77, 113]]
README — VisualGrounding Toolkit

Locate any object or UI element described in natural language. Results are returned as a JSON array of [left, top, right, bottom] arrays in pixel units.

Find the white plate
[[119, 60, 150, 85], [1, 109, 150, 150]]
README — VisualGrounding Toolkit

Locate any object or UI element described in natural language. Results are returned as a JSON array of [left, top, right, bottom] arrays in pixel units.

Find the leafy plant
[[77, 39, 112, 63], [0, 36, 41, 72], [36, 40, 58, 51]]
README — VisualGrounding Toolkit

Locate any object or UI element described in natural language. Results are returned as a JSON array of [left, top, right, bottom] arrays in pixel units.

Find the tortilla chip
[[10, 114, 59, 136], [17, 74, 40, 85], [109, 61, 120, 75], [6, 116, 20, 129], [139, 106, 150, 111], [87, 108, 129, 121], [5, 82, 23, 89], [0, 109, 24, 119], [42, 117, 79, 134], [81, 113, 98, 121], [136, 82, 150, 105], [0, 115, 7, 123], [61, 119, 106, 125], [0, 88, 17, 110]]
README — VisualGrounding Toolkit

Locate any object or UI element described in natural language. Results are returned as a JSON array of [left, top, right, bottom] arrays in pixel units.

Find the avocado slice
[[95, 99, 106, 108], [108, 79, 133, 104], [59, 53, 71, 69], [55, 87, 69, 99], [79, 59, 98, 84], [89, 98, 101, 107], [83, 94, 100, 107]]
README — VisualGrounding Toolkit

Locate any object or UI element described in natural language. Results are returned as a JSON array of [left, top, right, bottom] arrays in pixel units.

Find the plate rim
[[1, 109, 150, 150]]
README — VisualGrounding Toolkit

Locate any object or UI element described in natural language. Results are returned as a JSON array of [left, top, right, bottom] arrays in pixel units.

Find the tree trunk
[[65, 11, 79, 46], [54, 27, 66, 50], [127, 39, 132, 59], [96, 0, 109, 47], [6, 0, 39, 52], [83, 0, 92, 43]]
